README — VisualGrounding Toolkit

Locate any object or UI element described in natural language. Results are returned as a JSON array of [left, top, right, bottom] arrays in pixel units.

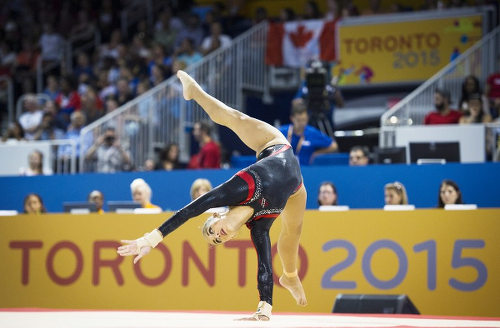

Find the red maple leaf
[[289, 25, 313, 48]]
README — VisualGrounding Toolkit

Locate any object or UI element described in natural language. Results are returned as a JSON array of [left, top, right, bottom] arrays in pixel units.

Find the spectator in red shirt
[[188, 121, 221, 169], [424, 89, 461, 125]]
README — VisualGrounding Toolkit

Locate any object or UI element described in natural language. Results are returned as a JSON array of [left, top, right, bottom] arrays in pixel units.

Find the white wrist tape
[[136, 229, 163, 251], [253, 301, 272, 321]]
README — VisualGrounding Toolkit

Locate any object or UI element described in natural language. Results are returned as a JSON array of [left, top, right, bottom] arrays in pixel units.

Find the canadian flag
[[266, 19, 337, 67]]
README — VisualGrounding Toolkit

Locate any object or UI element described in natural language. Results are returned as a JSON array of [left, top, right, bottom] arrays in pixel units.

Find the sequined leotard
[[158, 144, 302, 304]]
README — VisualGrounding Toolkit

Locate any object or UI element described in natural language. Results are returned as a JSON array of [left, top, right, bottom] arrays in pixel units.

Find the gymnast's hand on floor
[[117, 239, 152, 264]]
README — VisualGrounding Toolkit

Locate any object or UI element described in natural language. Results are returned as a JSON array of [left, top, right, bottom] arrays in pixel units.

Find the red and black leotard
[[158, 144, 302, 305]]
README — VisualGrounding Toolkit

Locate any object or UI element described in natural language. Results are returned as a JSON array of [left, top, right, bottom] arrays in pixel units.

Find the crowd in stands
[[0, 0, 253, 173], [1, 0, 499, 177]]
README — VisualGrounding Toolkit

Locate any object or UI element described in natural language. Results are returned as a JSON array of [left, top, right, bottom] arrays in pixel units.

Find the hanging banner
[[1, 210, 499, 316], [334, 14, 483, 85]]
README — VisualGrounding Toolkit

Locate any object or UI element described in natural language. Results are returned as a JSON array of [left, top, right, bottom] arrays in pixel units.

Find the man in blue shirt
[[279, 99, 338, 165]]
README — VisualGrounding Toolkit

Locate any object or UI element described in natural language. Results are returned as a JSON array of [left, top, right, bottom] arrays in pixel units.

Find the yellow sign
[[334, 15, 483, 85], [1, 210, 499, 317]]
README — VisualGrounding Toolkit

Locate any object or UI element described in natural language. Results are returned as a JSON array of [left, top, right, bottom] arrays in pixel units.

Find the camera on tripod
[[305, 60, 331, 115]]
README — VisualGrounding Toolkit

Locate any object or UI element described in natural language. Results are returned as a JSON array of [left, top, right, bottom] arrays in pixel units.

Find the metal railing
[[380, 25, 500, 147], [79, 21, 269, 172], [0, 76, 14, 125]]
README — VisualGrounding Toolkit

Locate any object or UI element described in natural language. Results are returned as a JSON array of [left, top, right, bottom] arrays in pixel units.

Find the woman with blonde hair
[[190, 178, 212, 200], [384, 181, 408, 205], [130, 178, 161, 209]]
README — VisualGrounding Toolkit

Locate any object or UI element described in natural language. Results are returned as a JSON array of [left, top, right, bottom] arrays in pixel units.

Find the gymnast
[[117, 70, 307, 320]]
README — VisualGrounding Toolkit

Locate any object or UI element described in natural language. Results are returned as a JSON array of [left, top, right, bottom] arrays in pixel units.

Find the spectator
[[190, 178, 213, 200], [1, 121, 25, 142], [23, 193, 47, 214], [424, 89, 461, 125], [253, 7, 268, 25], [19, 150, 52, 176], [0, 42, 16, 70], [148, 43, 172, 80], [459, 94, 492, 124], [154, 13, 178, 54], [175, 13, 204, 50], [58, 111, 89, 161], [317, 181, 338, 206], [279, 99, 338, 166], [175, 38, 203, 67], [84, 126, 131, 173], [115, 77, 134, 106], [14, 38, 38, 78], [74, 53, 94, 81], [99, 29, 123, 62], [151, 64, 168, 87], [303, 0, 322, 19], [130, 34, 151, 61], [105, 98, 119, 114], [80, 87, 104, 125], [324, 0, 340, 21], [55, 75, 81, 129], [384, 181, 408, 205], [458, 75, 490, 117], [33, 111, 65, 141], [159, 143, 182, 170], [43, 75, 60, 101], [88, 190, 105, 214], [200, 21, 232, 56], [39, 23, 64, 65], [279, 8, 296, 22], [96, 68, 117, 101], [154, 6, 184, 33], [188, 121, 221, 169], [349, 145, 370, 166], [143, 159, 156, 171], [130, 178, 161, 209], [70, 10, 96, 44], [438, 179, 463, 208], [18, 94, 43, 140]]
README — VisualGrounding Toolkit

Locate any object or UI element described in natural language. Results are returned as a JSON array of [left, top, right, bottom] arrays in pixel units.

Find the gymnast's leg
[[277, 185, 308, 306], [177, 70, 288, 154]]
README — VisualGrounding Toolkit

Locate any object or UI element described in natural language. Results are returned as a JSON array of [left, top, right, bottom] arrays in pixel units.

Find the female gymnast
[[117, 70, 307, 320]]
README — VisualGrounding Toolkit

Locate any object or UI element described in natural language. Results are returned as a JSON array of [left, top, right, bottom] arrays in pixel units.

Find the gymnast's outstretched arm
[[117, 174, 248, 262], [157, 175, 247, 236]]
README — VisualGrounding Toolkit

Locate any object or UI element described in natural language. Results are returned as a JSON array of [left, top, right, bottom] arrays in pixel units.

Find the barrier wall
[[1, 163, 499, 213], [1, 210, 499, 316]]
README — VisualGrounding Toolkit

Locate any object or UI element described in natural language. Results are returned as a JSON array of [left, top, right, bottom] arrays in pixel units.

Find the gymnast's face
[[203, 213, 237, 245]]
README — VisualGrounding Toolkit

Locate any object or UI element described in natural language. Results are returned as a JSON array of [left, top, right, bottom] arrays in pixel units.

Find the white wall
[[395, 124, 485, 163]]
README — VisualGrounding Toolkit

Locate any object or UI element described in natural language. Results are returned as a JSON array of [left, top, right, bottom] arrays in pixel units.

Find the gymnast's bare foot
[[177, 70, 200, 100], [279, 274, 308, 306]]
